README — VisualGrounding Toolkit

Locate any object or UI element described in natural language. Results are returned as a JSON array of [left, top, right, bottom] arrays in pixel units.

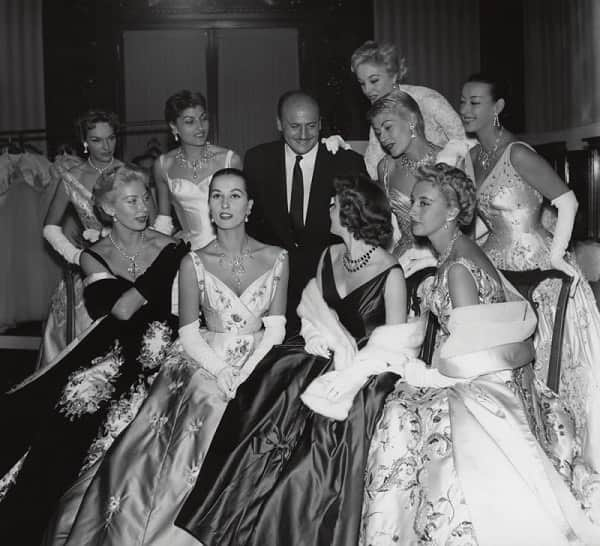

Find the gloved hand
[[301, 317, 331, 358], [321, 135, 352, 155], [549, 190, 580, 296]]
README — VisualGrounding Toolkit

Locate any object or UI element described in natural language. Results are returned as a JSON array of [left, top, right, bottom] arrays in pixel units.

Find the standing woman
[[41, 110, 123, 367], [461, 73, 600, 474], [152, 90, 242, 250]]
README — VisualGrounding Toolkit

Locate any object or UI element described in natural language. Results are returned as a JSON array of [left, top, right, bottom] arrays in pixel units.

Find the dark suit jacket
[[244, 141, 366, 334]]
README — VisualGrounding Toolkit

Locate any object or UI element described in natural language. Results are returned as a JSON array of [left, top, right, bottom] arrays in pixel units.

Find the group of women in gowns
[[2, 38, 600, 546]]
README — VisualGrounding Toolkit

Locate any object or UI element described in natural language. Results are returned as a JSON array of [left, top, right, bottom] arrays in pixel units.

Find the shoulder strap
[[82, 248, 114, 275], [189, 251, 206, 286]]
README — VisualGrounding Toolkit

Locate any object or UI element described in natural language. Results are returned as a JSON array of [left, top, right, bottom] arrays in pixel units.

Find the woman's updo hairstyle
[[209, 167, 253, 200], [350, 40, 407, 81], [92, 163, 149, 225], [416, 163, 476, 227], [164, 90, 208, 124], [334, 174, 392, 248], [367, 89, 425, 138], [76, 110, 119, 142]]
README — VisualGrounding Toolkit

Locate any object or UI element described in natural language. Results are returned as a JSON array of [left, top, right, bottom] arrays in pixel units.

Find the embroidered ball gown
[[477, 142, 600, 473], [50, 249, 287, 546]]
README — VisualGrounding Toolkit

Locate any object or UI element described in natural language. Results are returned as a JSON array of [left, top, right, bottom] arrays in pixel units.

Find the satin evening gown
[[52, 250, 287, 546], [177, 249, 401, 546], [0, 241, 187, 546], [477, 142, 600, 473], [361, 258, 600, 546]]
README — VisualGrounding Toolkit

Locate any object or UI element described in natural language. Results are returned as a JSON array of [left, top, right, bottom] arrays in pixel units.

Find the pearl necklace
[[88, 157, 114, 175], [214, 237, 253, 290], [397, 147, 437, 174], [108, 230, 146, 279], [343, 245, 376, 273], [437, 229, 461, 266], [175, 145, 217, 180], [478, 127, 504, 171]]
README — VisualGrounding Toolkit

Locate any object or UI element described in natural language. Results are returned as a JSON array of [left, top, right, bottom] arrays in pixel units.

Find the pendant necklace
[[88, 157, 114, 175], [478, 127, 504, 171], [437, 229, 461, 266], [108, 230, 146, 279], [214, 237, 254, 290], [343, 245, 376, 273], [397, 145, 437, 174], [176, 144, 217, 180]]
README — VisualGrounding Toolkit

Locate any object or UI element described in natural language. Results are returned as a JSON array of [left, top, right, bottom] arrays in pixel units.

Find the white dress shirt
[[284, 143, 318, 223]]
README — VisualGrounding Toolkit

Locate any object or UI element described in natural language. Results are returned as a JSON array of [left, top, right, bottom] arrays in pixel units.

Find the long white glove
[[321, 135, 352, 155], [549, 190, 580, 295], [179, 319, 237, 398], [152, 214, 175, 235], [401, 358, 460, 388], [239, 315, 286, 381], [43, 224, 82, 265], [301, 317, 331, 358]]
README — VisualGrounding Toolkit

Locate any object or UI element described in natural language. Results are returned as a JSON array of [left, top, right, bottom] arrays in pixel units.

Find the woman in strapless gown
[[152, 90, 242, 250], [47, 168, 289, 546], [40, 110, 124, 368], [361, 163, 600, 546], [462, 74, 600, 475]]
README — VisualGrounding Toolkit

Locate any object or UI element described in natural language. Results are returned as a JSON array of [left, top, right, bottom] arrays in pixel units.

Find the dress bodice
[[61, 170, 103, 231], [321, 249, 398, 344], [161, 150, 234, 250], [477, 143, 552, 270], [381, 156, 414, 256], [427, 257, 505, 333], [189, 249, 286, 335]]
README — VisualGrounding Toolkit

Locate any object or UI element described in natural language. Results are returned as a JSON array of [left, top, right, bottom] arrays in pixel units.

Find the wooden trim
[[207, 28, 219, 144], [0, 336, 42, 351]]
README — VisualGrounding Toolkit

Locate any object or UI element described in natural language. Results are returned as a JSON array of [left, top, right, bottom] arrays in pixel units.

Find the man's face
[[277, 97, 321, 155]]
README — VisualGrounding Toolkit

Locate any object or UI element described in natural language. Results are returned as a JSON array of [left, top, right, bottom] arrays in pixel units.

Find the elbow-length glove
[[152, 214, 175, 235], [239, 315, 286, 381], [43, 224, 82, 265], [549, 190, 580, 295]]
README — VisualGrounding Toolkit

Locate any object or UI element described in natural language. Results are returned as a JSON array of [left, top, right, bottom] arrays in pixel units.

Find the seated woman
[[176, 175, 426, 546], [51, 168, 288, 545], [0, 164, 186, 545], [361, 164, 600, 545]]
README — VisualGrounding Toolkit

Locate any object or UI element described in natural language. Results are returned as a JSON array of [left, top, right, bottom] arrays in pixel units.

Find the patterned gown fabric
[[477, 142, 600, 473], [177, 250, 401, 546], [51, 250, 286, 546], [364, 84, 466, 180], [41, 157, 104, 368], [0, 241, 186, 546], [361, 258, 600, 546], [161, 149, 234, 251]]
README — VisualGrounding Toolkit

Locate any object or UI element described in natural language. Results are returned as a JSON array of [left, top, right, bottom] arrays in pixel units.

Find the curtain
[[0, 0, 45, 132], [374, 0, 480, 110], [524, 0, 600, 132]]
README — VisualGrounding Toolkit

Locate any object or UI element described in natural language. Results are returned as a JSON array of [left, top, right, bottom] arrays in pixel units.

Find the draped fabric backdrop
[[0, 0, 45, 132], [524, 0, 600, 133], [373, 0, 480, 112]]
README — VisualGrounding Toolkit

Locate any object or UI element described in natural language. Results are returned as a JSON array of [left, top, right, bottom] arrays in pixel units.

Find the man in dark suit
[[245, 90, 367, 336]]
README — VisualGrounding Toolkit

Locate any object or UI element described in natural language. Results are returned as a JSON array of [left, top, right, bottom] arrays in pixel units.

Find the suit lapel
[[305, 145, 333, 235], [267, 143, 294, 244]]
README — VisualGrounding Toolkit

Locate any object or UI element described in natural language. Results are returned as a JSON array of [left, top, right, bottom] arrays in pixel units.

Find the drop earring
[[493, 112, 501, 128], [409, 122, 417, 139], [83, 142, 88, 154], [173, 132, 179, 142]]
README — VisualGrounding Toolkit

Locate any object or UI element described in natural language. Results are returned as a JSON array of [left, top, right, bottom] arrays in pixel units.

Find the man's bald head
[[276, 90, 321, 155]]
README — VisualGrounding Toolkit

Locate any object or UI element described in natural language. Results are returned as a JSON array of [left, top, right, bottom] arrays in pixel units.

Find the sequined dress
[[477, 142, 600, 472], [50, 250, 286, 546], [361, 258, 600, 545]]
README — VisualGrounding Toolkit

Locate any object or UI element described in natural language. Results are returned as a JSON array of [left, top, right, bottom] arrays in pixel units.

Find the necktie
[[290, 154, 304, 238]]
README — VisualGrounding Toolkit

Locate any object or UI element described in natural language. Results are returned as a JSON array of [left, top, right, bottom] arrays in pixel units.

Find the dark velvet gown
[[0, 241, 187, 545], [176, 250, 401, 546]]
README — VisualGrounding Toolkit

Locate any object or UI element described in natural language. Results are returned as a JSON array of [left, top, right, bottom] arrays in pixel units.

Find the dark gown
[[0, 240, 187, 546], [176, 250, 401, 546]]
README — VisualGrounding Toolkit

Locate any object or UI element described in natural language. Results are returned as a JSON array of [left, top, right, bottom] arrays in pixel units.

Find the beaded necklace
[[343, 245, 376, 273], [175, 145, 217, 180], [108, 230, 146, 279]]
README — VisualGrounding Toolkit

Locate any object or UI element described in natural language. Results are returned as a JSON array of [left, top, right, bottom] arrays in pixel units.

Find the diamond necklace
[[175, 145, 217, 180], [397, 146, 437, 174], [214, 237, 254, 290], [478, 127, 504, 171], [343, 245, 376, 273], [108, 230, 146, 279], [437, 229, 461, 266], [88, 156, 114, 174]]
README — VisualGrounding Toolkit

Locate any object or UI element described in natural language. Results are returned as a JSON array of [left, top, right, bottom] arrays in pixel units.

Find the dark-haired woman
[[55, 168, 288, 545], [176, 175, 426, 546], [151, 90, 242, 250], [0, 165, 186, 545], [461, 74, 600, 476], [41, 110, 124, 367], [361, 163, 600, 545]]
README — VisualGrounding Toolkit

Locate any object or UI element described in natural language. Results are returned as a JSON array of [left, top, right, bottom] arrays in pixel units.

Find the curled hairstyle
[[92, 163, 149, 225], [416, 163, 476, 227], [334, 174, 392, 248], [164, 90, 208, 124], [209, 167, 253, 200], [76, 110, 119, 142], [350, 40, 407, 81], [367, 90, 425, 138]]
